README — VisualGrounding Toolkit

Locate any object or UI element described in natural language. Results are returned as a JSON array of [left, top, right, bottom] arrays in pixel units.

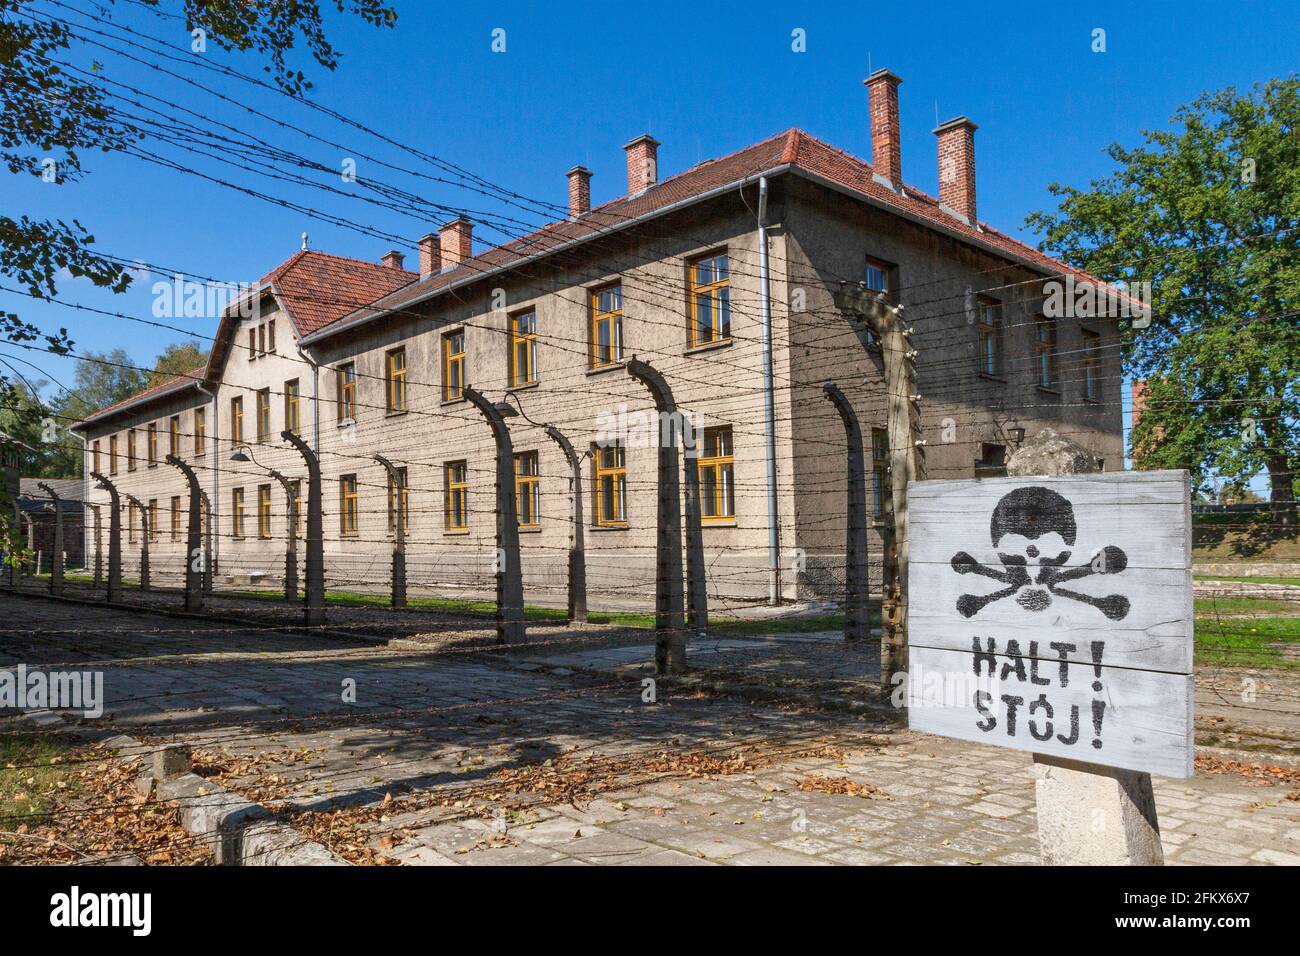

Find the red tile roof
[[264, 250, 416, 336], [73, 365, 208, 429], [309, 128, 1124, 341]]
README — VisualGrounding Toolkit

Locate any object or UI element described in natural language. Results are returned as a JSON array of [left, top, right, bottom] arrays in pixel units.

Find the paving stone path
[[2, 592, 1296, 865]]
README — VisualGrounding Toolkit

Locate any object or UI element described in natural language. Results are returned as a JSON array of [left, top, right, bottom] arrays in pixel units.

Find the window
[[231, 487, 245, 538], [699, 427, 735, 522], [258, 484, 273, 539], [444, 461, 468, 531], [109, 435, 118, 475], [689, 253, 730, 347], [148, 499, 158, 542], [92, 440, 101, 474], [248, 327, 257, 360], [230, 397, 244, 444], [170, 496, 181, 541], [289, 479, 303, 539], [591, 285, 623, 367], [871, 428, 889, 516], [976, 296, 1002, 377], [337, 363, 356, 422], [256, 388, 271, 443], [976, 443, 1008, 478], [510, 311, 538, 386], [1081, 329, 1101, 401], [1035, 316, 1058, 389], [258, 324, 266, 356], [339, 474, 359, 536], [864, 256, 897, 301], [194, 407, 206, 457], [386, 348, 407, 413], [169, 416, 180, 457], [267, 320, 275, 354], [443, 330, 465, 401], [387, 466, 410, 534], [128, 500, 136, 543], [127, 429, 137, 471], [593, 442, 627, 526], [514, 452, 540, 528], [146, 422, 158, 467], [284, 379, 300, 434]]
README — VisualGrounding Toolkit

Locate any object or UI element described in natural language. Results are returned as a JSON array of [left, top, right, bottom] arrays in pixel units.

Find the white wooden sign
[[906, 470, 1194, 778]]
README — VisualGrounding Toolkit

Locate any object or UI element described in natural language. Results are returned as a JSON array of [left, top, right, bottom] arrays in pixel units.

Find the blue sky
[[7, 0, 1297, 482]]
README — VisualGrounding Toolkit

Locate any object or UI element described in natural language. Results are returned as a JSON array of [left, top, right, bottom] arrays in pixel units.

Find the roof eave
[[299, 165, 793, 347]]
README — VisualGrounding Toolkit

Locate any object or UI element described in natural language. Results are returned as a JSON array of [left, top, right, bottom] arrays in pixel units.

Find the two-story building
[[72, 72, 1125, 608]]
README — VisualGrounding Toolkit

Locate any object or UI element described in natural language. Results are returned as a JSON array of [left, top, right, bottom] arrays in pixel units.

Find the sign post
[[907, 439, 1191, 864]]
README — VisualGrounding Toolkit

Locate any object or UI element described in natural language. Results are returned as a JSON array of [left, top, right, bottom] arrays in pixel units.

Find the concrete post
[[544, 425, 587, 624], [85, 502, 102, 588], [626, 358, 687, 673], [22, 511, 35, 577], [198, 490, 213, 596], [373, 454, 406, 609], [275, 473, 298, 603], [125, 493, 150, 592], [282, 430, 324, 627], [37, 482, 64, 596], [821, 384, 870, 642], [165, 455, 205, 612], [463, 388, 525, 644], [1008, 428, 1164, 866], [7, 500, 17, 587], [90, 472, 121, 603]]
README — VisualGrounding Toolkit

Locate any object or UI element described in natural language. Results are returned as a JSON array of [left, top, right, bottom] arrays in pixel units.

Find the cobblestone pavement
[[2, 592, 1296, 865]]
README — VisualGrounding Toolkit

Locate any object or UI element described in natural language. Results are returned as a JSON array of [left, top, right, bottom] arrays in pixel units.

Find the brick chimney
[[934, 116, 978, 224], [381, 250, 405, 271], [864, 69, 903, 186], [623, 134, 660, 196], [417, 233, 440, 278], [566, 165, 592, 219], [439, 216, 473, 267]]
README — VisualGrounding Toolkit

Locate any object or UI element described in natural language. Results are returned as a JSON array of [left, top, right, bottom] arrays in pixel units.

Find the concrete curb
[[19, 709, 348, 866]]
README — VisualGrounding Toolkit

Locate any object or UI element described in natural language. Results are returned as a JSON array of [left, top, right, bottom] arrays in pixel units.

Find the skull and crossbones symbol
[[950, 486, 1130, 620]]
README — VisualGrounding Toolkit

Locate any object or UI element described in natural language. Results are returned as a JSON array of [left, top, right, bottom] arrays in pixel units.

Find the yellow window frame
[[510, 311, 538, 386], [688, 253, 730, 348], [339, 474, 359, 537], [443, 330, 465, 401], [698, 426, 734, 522], [445, 460, 468, 530], [592, 442, 627, 527], [591, 285, 623, 367], [258, 483, 273, 539], [514, 451, 540, 528], [337, 363, 356, 422], [231, 487, 245, 539], [386, 348, 407, 413], [285, 379, 300, 434], [230, 397, 243, 444], [194, 407, 206, 456]]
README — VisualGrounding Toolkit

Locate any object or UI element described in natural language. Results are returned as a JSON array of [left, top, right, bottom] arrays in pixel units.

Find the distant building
[[18, 477, 85, 569]]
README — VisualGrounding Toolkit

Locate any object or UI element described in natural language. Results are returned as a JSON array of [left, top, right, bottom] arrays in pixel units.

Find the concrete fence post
[[282, 430, 324, 627], [125, 493, 150, 592], [822, 383, 870, 642], [198, 490, 213, 597], [85, 502, 103, 588], [90, 472, 122, 603], [463, 387, 525, 644], [372, 454, 406, 609], [1008, 428, 1164, 866], [544, 425, 587, 624], [36, 482, 64, 596], [22, 510, 35, 577], [626, 358, 688, 674], [165, 455, 205, 612]]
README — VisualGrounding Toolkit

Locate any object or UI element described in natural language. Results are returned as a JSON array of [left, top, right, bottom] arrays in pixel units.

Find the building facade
[[73, 73, 1126, 609]]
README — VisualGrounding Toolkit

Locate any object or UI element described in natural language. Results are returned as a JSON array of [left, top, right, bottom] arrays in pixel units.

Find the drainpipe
[[196, 381, 219, 575], [757, 176, 781, 605]]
